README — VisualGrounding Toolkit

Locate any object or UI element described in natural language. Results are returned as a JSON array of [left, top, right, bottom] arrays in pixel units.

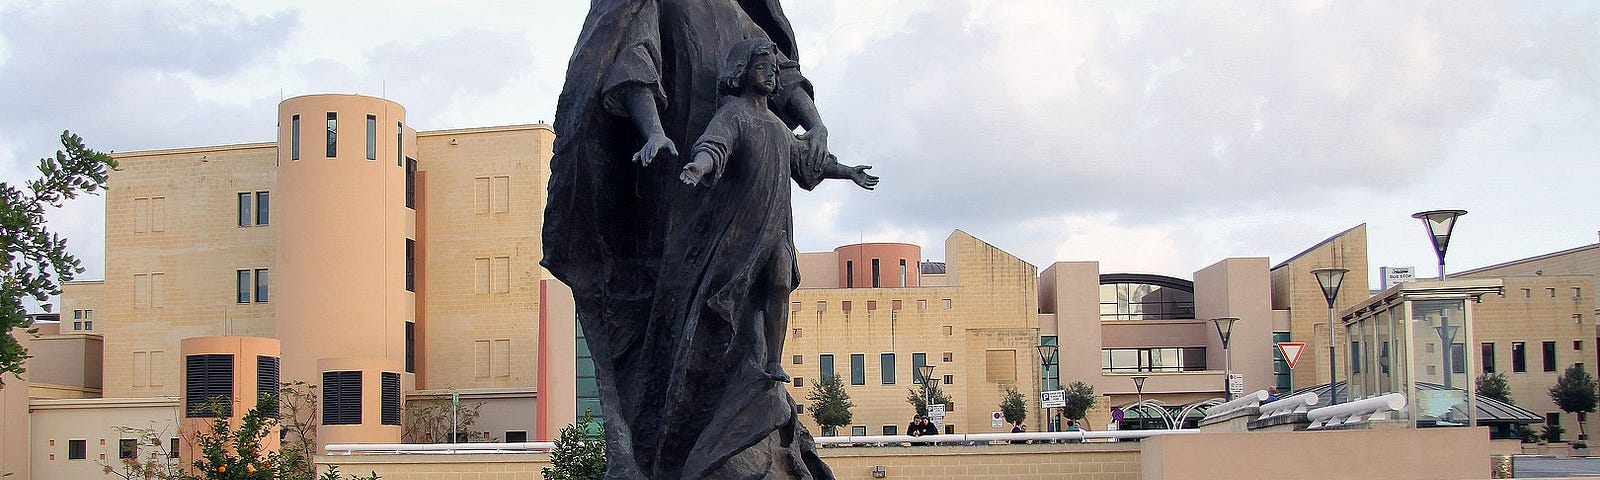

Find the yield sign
[[1278, 342, 1307, 369]]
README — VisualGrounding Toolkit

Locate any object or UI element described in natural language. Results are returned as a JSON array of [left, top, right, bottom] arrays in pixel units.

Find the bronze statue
[[543, 1, 875, 479]]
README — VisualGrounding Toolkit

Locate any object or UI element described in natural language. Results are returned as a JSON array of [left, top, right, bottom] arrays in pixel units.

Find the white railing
[[1256, 392, 1320, 421], [1305, 393, 1406, 429], [325, 429, 1201, 455], [1198, 390, 1270, 423]]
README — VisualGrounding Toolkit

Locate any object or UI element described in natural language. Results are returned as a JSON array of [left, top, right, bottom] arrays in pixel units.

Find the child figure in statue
[[680, 37, 878, 381]]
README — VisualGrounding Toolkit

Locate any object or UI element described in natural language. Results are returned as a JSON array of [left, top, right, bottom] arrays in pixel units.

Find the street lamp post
[[1131, 376, 1148, 429], [1211, 317, 1239, 400], [1036, 343, 1058, 432], [1412, 210, 1468, 280], [1312, 268, 1349, 404], [918, 364, 937, 416]]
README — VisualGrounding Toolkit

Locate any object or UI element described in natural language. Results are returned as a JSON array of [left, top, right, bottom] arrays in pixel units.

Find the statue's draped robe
[[542, 1, 832, 478]]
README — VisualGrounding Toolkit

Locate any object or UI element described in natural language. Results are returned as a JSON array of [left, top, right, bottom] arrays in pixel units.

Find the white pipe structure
[[326, 429, 1205, 455], [1256, 392, 1320, 421], [1198, 390, 1270, 423], [1305, 393, 1406, 429]]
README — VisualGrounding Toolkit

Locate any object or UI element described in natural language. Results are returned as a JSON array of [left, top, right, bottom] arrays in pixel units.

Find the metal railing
[[325, 429, 1201, 455], [1305, 392, 1406, 429], [1256, 392, 1320, 421], [1198, 389, 1270, 423]]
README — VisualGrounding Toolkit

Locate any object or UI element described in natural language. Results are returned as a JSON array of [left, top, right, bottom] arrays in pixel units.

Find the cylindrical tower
[[834, 243, 922, 288], [275, 95, 413, 446]]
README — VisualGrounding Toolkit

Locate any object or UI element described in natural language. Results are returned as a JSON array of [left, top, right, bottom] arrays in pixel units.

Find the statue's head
[[719, 37, 781, 98]]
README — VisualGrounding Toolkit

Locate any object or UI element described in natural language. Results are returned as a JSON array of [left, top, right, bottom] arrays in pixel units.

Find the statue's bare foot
[[767, 363, 791, 382]]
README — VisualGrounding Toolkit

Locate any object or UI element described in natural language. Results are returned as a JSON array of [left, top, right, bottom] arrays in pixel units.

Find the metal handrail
[[324, 429, 1202, 455], [1256, 392, 1320, 420]]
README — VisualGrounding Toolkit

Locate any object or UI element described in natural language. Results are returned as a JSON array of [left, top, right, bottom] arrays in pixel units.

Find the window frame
[[326, 112, 338, 157], [365, 114, 378, 160], [849, 353, 865, 386], [1512, 342, 1527, 373], [880, 353, 896, 385]]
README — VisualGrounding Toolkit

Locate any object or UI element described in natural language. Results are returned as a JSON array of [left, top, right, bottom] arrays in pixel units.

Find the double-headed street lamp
[[1211, 317, 1239, 400], [1311, 268, 1348, 404], [1036, 343, 1058, 431], [918, 364, 937, 417], [1413, 209, 1467, 280]]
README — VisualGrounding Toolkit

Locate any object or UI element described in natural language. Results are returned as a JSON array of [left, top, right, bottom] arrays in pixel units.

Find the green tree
[[1549, 364, 1599, 440], [806, 374, 853, 435], [1477, 372, 1515, 405], [542, 409, 606, 480], [188, 396, 278, 479], [999, 387, 1026, 425], [1061, 381, 1097, 422], [906, 380, 953, 417], [0, 131, 115, 386]]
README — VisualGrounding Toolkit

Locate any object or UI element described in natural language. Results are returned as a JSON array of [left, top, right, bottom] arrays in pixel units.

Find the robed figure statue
[[542, 1, 875, 479]]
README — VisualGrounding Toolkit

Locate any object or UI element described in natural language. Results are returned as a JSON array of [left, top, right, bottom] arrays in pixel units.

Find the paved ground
[[1515, 456, 1600, 478]]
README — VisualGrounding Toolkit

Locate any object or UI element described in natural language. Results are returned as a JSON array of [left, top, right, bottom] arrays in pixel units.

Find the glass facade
[[1099, 282, 1195, 321], [576, 319, 601, 428], [1273, 331, 1292, 390], [1101, 347, 1206, 373]]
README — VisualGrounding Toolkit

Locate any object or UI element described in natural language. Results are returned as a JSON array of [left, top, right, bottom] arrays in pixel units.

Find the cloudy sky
[[1, 0, 1596, 296]]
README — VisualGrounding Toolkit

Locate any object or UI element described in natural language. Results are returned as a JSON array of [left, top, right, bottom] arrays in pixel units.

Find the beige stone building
[[1269, 224, 1370, 392]]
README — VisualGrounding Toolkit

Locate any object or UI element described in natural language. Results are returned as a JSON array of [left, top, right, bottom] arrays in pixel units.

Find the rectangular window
[[1544, 341, 1558, 372], [73, 321, 81, 330], [1513, 342, 1527, 372], [882, 425, 897, 435], [257, 356, 280, 417], [381, 372, 401, 426], [1549, 412, 1562, 427], [238, 192, 251, 226], [943, 374, 953, 385], [1451, 343, 1466, 374], [1577, 340, 1585, 350], [254, 268, 269, 303], [84, 320, 92, 330], [851, 426, 867, 436], [119, 438, 137, 459], [68, 439, 86, 460], [236, 270, 251, 304], [255, 192, 269, 225], [871, 259, 880, 288], [881, 353, 896, 385], [506, 431, 528, 443], [912, 353, 928, 384], [169, 438, 179, 458], [185, 354, 234, 418], [405, 239, 415, 292], [900, 259, 907, 286], [1273, 331, 1293, 390], [396, 122, 403, 166], [291, 114, 301, 160], [1482, 343, 1496, 373], [1350, 341, 1362, 374], [405, 158, 417, 209], [405, 321, 416, 373], [322, 371, 362, 425], [793, 354, 803, 365], [365, 114, 377, 160], [326, 112, 338, 157], [846, 261, 854, 288], [819, 354, 835, 381], [850, 354, 865, 386], [793, 377, 804, 387]]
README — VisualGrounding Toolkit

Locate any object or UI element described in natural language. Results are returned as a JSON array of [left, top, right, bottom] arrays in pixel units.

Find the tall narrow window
[[291, 114, 301, 160], [255, 192, 269, 225], [185, 354, 234, 418], [396, 122, 404, 166], [871, 259, 880, 288], [365, 114, 377, 160], [850, 354, 865, 386], [405, 158, 417, 209], [1513, 342, 1527, 372], [236, 270, 251, 304], [881, 353, 896, 384], [846, 261, 853, 288], [257, 356, 280, 417], [1544, 341, 1558, 372], [900, 259, 907, 286], [254, 269, 269, 303], [1482, 342, 1496, 373], [1451, 343, 1466, 374], [326, 112, 338, 157], [405, 239, 415, 292], [819, 354, 834, 381], [912, 352, 928, 383], [381, 372, 401, 426], [238, 193, 251, 226], [405, 321, 416, 373], [322, 371, 362, 425]]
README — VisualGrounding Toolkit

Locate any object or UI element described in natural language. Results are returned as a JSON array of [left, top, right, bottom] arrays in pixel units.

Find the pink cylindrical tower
[[833, 243, 922, 288], [275, 95, 413, 446]]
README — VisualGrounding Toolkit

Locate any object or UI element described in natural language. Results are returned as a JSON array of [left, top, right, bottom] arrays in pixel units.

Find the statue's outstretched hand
[[799, 125, 829, 171], [633, 134, 677, 167], [680, 157, 713, 186], [849, 165, 878, 190]]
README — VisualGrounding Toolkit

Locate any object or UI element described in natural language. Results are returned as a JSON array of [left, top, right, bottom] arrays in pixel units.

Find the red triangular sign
[[1278, 342, 1307, 369]]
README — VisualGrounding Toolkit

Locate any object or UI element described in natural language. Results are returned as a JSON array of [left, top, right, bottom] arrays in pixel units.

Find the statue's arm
[[621, 87, 676, 166]]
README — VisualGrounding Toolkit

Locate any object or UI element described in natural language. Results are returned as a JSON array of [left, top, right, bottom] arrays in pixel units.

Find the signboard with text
[[1227, 373, 1245, 396], [1041, 389, 1066, 408], [929, 404, 946, 430]]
